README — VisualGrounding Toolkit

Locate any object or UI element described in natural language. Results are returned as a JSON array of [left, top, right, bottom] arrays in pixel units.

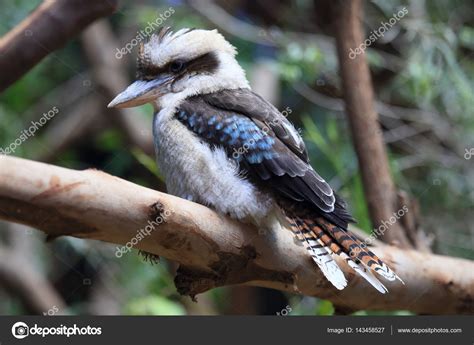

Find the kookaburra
[[109, 27, 402, 293]]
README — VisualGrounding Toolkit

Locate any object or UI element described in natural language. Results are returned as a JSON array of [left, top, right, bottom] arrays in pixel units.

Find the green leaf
[[316, 299, 335, 315], [96, 129, 123, 152], [131, 147, 164, 181], [302, 115, 329, 154], [125, 296, 186, 315], [350, 174, 371, 232]]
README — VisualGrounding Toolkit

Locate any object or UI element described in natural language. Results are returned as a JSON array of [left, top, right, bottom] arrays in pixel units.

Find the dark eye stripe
[[136, 66, 163, 80], [185, 52, 219, 75], [136, 52, 219, 80]]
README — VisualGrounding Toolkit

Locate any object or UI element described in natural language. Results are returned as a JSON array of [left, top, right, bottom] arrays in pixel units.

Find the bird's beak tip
[[107, 100, 119, 108], [107, 93, 131, 109], [107, 78, 170, 109]]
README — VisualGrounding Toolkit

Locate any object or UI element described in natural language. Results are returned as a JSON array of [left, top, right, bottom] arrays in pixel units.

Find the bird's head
[[108, 27, 249, 109]]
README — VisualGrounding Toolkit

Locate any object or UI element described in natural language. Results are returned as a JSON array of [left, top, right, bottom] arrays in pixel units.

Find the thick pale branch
[[0, 155, 472, 314]]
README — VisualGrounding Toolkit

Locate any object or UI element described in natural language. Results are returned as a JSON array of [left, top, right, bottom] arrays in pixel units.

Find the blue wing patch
[[176, 110, 277, 164]]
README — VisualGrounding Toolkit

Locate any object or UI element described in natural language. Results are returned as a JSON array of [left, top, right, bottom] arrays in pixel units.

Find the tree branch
[[0, 156, 472, 314], [80, 20, 154, 156], [0, 245, 66, 314], [187, 0, 404, 72], [0, 0, 118, 92], [332, 0, 412, 247]]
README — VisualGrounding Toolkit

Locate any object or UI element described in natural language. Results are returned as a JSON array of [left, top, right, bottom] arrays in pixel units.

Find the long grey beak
[[107, 77, 172, 108]]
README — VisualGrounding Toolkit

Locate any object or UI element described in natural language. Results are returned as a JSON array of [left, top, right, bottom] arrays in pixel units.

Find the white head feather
[[145, 28, 237, 67], [141, 28, 250, 110]]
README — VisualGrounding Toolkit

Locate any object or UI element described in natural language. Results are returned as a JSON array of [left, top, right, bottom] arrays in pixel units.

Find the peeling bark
[[0, 155, 473, 314]]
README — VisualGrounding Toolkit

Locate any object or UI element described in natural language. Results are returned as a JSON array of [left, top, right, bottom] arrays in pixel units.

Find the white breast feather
[[153, 111, 274, 221]]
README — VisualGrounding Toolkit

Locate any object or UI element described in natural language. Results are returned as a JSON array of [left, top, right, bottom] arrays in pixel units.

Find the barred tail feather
[[285, 214, 402, 293], [305, 221, 389, 293], [317, 218, 403, 283], [288, 218, 347, 290], [339, 252, 388, 293]]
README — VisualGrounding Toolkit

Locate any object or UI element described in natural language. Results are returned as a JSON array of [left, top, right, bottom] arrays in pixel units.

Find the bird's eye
[[170, 60, 185, 73]]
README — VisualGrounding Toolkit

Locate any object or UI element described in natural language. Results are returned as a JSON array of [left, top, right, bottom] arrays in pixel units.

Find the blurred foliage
[[0, 0, 472, 316], [126, 296, 186, 315]]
